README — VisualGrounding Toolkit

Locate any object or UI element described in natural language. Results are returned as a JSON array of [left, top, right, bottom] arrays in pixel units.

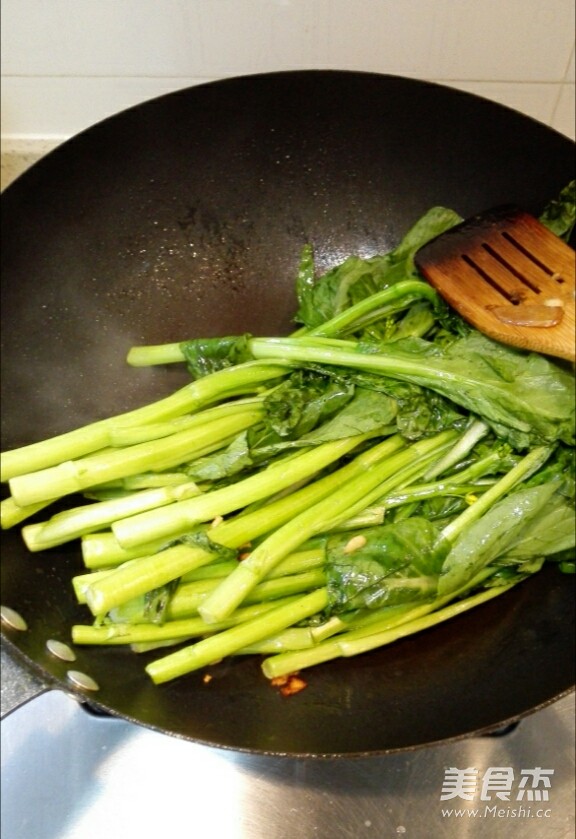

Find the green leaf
[[326, 518, 441, 612], [296, 387, 397, 443], [438, 482, 561, 595], [383, 332, 576, 447], [179, 334, 254, 378], [294, 207, 462, 330], [496, 495, 576, 562], [257, 386, 397, 454], [282, 330, 575, 448], [186, 430, 256, 482], [263, 370, 354, 438], [539, 180, 575, 241]]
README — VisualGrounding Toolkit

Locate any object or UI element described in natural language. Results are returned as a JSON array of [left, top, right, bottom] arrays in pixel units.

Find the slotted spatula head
[[414, 206, 575, 362]]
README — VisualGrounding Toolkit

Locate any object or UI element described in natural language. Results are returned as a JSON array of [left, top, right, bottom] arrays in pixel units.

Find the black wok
[[1, 71, 574, 757]]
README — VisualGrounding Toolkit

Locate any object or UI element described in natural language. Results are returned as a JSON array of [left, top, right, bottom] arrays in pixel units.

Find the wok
[[1, 70, 574, 757]]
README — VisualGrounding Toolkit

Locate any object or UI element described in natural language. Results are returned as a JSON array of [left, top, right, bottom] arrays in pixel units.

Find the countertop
[[1, 139, 63, 191]]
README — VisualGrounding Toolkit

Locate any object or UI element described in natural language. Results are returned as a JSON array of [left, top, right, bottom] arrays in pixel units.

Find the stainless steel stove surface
[[2, 668, 574, 839]]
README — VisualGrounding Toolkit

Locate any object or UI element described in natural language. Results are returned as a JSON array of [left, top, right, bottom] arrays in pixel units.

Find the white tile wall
[[1, 0, 574, 144]]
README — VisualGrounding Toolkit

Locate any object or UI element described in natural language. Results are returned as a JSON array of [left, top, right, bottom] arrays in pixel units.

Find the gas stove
[[2, 645, 574, 839]]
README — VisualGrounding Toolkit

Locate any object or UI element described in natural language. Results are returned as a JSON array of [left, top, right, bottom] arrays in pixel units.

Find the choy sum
[[1, 182, 574, 688]]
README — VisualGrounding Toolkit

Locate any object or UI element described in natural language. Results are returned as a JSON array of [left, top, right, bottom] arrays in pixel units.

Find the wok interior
[[1, 71, 574, 755]]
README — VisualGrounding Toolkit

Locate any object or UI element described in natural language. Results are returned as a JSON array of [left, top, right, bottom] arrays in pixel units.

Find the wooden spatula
[[414, 206, 575, 362]]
